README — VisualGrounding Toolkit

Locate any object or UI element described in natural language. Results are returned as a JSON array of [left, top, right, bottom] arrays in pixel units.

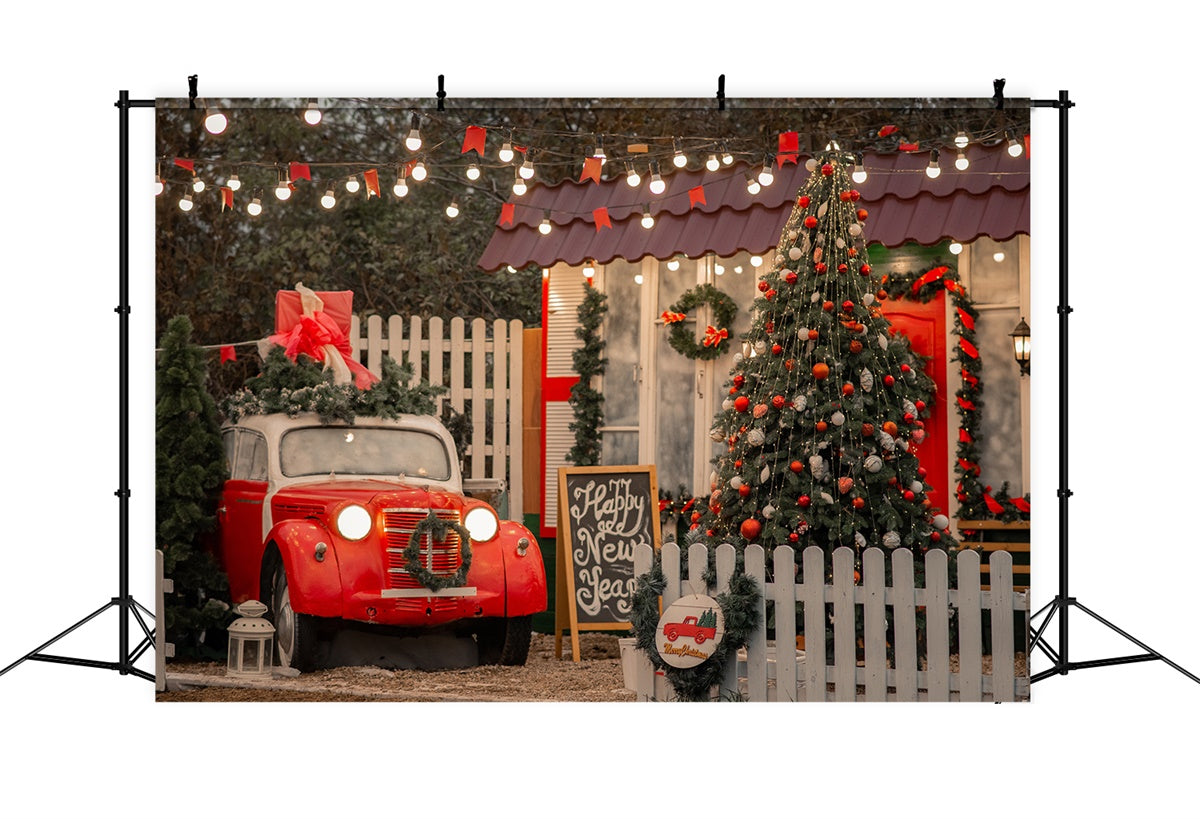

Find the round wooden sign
[[656, 594, 724, 669]]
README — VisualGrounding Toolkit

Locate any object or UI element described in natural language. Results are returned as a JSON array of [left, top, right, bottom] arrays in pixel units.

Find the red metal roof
[[477, 144, 1029, 271]]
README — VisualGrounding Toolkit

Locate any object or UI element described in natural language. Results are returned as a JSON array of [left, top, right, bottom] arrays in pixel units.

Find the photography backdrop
[[1, 3, 1196, 816]]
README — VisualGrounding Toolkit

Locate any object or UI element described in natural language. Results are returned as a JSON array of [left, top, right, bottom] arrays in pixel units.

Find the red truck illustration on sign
[[662, 609, 718, 644]]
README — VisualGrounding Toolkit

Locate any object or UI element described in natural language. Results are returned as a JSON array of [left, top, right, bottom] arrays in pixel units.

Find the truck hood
[[272, 479, 465, 514]]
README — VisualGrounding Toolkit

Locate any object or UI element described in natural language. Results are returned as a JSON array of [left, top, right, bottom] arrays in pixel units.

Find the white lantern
[[226, 600, 275, 678]]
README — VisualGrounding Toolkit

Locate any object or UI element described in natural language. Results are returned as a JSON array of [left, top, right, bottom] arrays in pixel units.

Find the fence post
[[892, 549, 918, 701], [863, 547, 887, 702], [925, 549, 951, 702]]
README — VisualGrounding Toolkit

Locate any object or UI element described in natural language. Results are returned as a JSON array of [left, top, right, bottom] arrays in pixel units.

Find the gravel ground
[[157, 633, 635, 703]]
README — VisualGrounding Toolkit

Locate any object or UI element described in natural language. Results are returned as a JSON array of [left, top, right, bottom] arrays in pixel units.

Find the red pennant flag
[[877, 125, 899, 138], [461, 125, 487, 156], [1013, 497, 1031, 513], [289, 162, 311, 183], [957, 396, 977, 411], [220, 186, 233, 211], [220, 345, 237, 364], [958, 458, 982, 476], [777, 131, 799, 166], [593, 207, 612, 231], [959, 428, 973, 443], [898, 141, 921, 152], [579, 157, 602, 184], [363, 169, 380, 197], [687, 185, 706, 209], [499, 202, 515, 226], [173, 158, 195, 172], [1024, 134, 1031, 158], [956, 307, 975, 330], [984, 493, 1005, 514], [514, 145, 529, 155], [961, 368, 979, 387], [960, 338, 980, 359]]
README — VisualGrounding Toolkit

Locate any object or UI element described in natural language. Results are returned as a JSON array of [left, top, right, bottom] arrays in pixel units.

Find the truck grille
[[381, 507, 464, 592]]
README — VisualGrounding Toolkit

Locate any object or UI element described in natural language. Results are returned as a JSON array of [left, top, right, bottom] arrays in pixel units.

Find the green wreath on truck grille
[[403, 510, 473, 591]]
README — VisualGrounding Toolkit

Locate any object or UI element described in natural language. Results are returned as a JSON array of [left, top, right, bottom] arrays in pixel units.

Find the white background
[[2, 3, 1195, 818]]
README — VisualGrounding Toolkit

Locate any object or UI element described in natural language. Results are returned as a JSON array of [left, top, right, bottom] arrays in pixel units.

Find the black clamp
[[437, 75, 446, 111], [993, 78, 1005, 110], [1057, 305, 1074, 315], [1057, 488, 1073, 499], [716, 74, 726, 111], [188, 74, 199, 109]]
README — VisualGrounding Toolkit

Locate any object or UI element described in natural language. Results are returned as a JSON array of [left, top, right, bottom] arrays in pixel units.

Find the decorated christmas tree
[[699, 151, 955, 565]]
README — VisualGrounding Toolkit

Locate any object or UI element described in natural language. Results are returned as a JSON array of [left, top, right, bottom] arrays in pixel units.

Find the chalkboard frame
[[555, 465, 662, 662]]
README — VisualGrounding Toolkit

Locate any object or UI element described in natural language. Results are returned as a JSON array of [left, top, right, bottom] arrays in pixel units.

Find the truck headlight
[[464, 507, 499, 542], [336, 504, 372, 541]]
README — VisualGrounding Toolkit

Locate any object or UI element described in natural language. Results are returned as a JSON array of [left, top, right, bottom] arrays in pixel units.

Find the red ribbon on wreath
[[661, 310, 687, 324], [268, 284, 379, 390], [702, 326, 729, 347]]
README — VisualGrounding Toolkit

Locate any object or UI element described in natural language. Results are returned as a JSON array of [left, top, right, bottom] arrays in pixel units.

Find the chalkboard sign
[[555, 465, 661, 661]]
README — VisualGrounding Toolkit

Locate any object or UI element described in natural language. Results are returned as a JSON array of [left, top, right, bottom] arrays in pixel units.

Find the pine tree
[[156, 315, 232, 656], [700, 152, 954, 568]]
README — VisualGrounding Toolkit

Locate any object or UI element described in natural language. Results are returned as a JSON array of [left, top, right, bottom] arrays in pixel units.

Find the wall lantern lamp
[[1010, 317, 1031, 376], [226, 600, 275, 678]]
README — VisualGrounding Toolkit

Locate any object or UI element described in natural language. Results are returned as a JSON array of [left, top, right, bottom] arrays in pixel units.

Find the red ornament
[[837, 263, 848, 273], [804, 215, 819, 228], [812, 362, 830, 380], [904, 412, 916, 424], [839, 191, 852, 202], [848, 247, 858, 257], [808, 329, 819, 340], [771, 343, 783, 356], [842, 300, 855, 312], [734, 374, 745, 388], [821, 163, 834, 176], [798, 495, 812, 508], [862, 423, 875, 437], [765, 320, 775, 333], [790, 460, 803, 473], [690, 511, 701, 523], [734, 460, 743, 468], [842, 383, 855, 396], [788, 532, 799, 543], [876, 289, 888, 301], [931, 531, 941, 542], [798, 195, 811, 208], [758, 280, 770, 292], [785, 271, 798, 284], [884, 374, 896, 387], [729, 386, 739, 395], [816, 421, 828, 432], [765, 289, 777, 300], [784, 359, 795, 370], [740, 518, 763, 541], [852, 497, 865, 509], [856, 208, 869, 221], [917, 467, 928, 478], [849, 340, 863, 354], [850, 190, 861, 201], [772, 395, 785, 409], [882, 421, 898, 436], [904, 490, 916, 501], [734, 396, 750, 412], [814, 263, 827, 273], [901, 364, 911, 373], [738, 484, 752, 498], [822, 301, 835, 312]]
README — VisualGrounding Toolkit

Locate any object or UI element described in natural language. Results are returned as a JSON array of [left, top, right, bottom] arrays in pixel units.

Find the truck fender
[[265, 519, 344, 618], [498, 521, 548, 617]]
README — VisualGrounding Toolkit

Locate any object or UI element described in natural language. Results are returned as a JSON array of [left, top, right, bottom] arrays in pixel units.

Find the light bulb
[[705, 154, 720, 172], [667, 259, 680, 271], [405, 114, 422, 151], [227, 174, 241, 191], [153, 176, 164, 196], [303, 102, 322, 126], [648, 172, 665, 195], [542, 268, 550, 279], [750, 255, 763, 267], [852, 164, 867, 184], [539, 216, 552, 235], [466, 163, 481, 181], [955, 151, 970, 171], [925, 151, 941, 179], [993, 251, 1006, 262], [178, 193, 193, 212], [672, 148, 687, 168], [512, 175, 527, 196], [745, 174, 761, 195], [626, 166, 641, 187], [955, 131, 969, 149], [715, 263, 725, 276], [203, 108, 227, 135], [446, 201, 460, 218], [582, 261, 595, 279], [192, 177, 206, 193], [410, 161, 427, 182], [506, 265, 516, 273], [949, 242, 963, 255], [721, 146, 733, 165], [345, 175, 360, 193], [321, 189, 337, 209], [734, 265, 743, 274], [757, 163, 774, 187], [246, 197, 262, 216], [393, 177, 408, 198], [518, 158, 535, 180], [275, 180, 292, 201], [634, 273, 644, 285], [593, 146, 607, 166], [1007, 134, 1024, 157], [499, 141, 514, 163], [641, 207, 654, 229]]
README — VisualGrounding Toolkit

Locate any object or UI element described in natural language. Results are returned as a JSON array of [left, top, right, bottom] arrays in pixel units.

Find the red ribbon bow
[[702, 326, 729, 347], [268, 303, 378, 390], [661, 310, 686, 325]]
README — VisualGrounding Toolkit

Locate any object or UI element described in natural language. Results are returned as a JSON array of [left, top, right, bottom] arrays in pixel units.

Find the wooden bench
[[956, 520, 1030, 592]]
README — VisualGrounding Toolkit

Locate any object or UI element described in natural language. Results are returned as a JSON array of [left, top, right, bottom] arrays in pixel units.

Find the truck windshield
[[279, 426, 452, 480]]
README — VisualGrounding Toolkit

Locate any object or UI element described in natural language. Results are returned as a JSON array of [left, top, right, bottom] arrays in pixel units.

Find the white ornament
[[792, 394, 807, 412], [754, 340, 767, 354], [730, 476, 743, 489], [854, 532, 867, 549], [819, 492, 834, 505], [746, 428, 765, 447], [811, 291, 821, 303], [710, 428, 724, 442], [850, 223, 863, 236], [903, 399, 917, 416], [860, 370, 874, 392], [932, 514, 949, 530], [710, 471, 719, 490], [863, 293, 875, 306], [878, 334, 889, 350], [809, 455, 827, 481], [797, 326, 809, 339], [883, 531, 901, 549], [864, 455, 883, 473], [760, 465, 770, 483], [805, 158, 818, 171], [898, 439, 909, 451], [836, 237, 846, 249], [910, 481, 924, 494], [733, 353, 744, 365], [787, 230, 798, 241], [763, 504, 776, 519], [879, 431, 895, 451], [722, 398, 733, 411], [817, 202, 828, 218], [789, 246, 803, 260], [831, 411, 845, 426]]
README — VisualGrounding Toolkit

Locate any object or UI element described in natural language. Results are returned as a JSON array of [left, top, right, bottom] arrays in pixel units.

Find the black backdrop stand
[[0, 91, 156, 684], [3, 86, 1197, 689], [1027, 90, 1199, 686]]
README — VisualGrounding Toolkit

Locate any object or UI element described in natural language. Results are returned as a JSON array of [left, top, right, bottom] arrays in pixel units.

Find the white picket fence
[[632, 542, 1030, 702], [347, 315, 524, 517]]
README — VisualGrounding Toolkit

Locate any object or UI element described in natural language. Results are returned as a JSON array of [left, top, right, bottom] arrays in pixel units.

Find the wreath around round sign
[[665, 283, 738, 360], [629, 552, 760, 701], [403, 511, 474, 591]]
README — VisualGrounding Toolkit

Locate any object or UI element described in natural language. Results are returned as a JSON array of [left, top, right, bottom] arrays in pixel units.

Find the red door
[[880, 291, 949, 514]]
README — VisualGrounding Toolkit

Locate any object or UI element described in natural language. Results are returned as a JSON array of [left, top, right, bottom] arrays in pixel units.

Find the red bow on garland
[[702, 326, 729, 347], [661, 310, 686, 324]]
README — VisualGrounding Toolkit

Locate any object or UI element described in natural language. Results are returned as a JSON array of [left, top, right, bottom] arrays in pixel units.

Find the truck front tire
[[475, 615, 533, 666]]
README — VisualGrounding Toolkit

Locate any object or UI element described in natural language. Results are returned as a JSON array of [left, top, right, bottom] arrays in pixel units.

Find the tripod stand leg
[[1071, 601, 1200, 686], [0, 600, 117, 677]]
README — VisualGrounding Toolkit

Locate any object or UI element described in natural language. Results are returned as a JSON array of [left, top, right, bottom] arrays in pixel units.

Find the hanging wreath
[[402, 511, 473, 591], [629, 549, 760, 702], [883, 264, 1030, 522], [662, 283, 738, 360]]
